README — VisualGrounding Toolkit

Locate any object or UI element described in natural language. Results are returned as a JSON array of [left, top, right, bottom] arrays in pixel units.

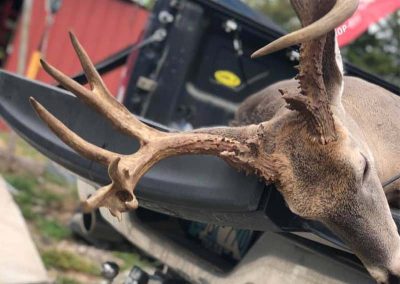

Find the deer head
[[29, 0, 399, 282]]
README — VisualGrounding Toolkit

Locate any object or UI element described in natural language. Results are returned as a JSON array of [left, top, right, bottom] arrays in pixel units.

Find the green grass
[[5, 173, 38, 193], [42, 249, 100, 275], [43, 171, 70, 187], [4, 173, 64, 218], [5, 173, 41, 220], [112, 251, 152, 271], [56, 276, 82, 284], [3, 172, 74, 241], [0, 132, 46, 161], [36, 218, 71, 240]]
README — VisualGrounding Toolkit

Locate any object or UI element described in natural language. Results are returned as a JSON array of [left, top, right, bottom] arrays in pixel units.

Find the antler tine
[[68, 31, 110, 95], [251, 0, 358, 58], [69, 31, 129, 112], [40, 35, 162, 144], [29, 97, 117, 165]]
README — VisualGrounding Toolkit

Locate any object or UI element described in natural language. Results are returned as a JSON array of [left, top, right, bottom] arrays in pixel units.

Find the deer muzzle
[[325, 175, 400, 284]]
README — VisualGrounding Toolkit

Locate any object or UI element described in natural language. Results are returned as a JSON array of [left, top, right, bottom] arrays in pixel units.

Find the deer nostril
[[115, 190, 133, 202]]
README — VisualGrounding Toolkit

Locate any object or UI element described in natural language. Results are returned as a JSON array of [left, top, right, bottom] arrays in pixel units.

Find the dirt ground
[[0, 131, 154, 284]]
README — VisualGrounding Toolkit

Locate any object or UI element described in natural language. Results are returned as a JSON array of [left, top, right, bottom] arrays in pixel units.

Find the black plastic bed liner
[[0, 70, 266, 220]]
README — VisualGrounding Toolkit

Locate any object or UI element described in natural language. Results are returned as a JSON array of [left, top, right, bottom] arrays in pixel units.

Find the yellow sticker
[[214, 70, 241, 88]]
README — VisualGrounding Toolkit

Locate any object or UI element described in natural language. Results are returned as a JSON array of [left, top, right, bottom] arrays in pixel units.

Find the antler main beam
[[30, 32, 272, 220]]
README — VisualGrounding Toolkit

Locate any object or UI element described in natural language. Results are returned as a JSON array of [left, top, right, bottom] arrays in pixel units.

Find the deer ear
[[322, 30, 344, 107]]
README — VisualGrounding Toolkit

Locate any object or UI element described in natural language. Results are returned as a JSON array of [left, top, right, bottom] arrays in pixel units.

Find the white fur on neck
[[334, 35, 345, 107]]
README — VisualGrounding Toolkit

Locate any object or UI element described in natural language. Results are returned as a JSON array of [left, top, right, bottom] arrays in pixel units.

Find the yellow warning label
[[214, 70, 241, 88]]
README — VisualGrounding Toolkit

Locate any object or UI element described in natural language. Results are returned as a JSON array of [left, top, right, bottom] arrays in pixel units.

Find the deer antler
[[30, 32, 273, 220], [251, 0, 358, 58], [281, 0, 338, 144], [252, 0, 358, 144]]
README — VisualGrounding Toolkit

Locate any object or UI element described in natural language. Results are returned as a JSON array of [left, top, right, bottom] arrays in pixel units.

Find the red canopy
[[5, 0, 149, 95], [337, 0, 400, 47]]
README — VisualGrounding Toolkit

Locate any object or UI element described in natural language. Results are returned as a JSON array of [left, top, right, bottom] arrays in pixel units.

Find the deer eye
[[361, 154, 369, 181]]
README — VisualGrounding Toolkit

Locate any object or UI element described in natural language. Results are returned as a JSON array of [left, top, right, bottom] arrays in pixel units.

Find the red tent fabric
[[5, 0, 149, 94], [1, 0, 148, 131], [337, 0, 400, 47]]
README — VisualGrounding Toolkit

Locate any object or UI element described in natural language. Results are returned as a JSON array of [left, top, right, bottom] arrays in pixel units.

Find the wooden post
[[6, 0, 33, 170]]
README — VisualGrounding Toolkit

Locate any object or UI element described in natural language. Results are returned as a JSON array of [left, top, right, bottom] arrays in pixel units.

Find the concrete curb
[[0, 175, 48, 284]]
